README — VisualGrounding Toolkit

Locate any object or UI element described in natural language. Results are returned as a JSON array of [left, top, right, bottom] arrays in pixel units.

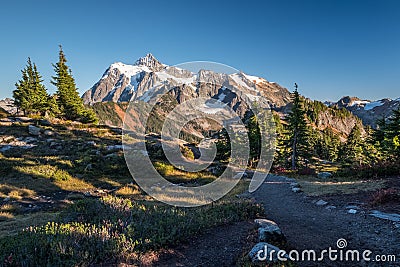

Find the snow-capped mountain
[[328, 96, 400, 127], [82, 54, 292, 110]]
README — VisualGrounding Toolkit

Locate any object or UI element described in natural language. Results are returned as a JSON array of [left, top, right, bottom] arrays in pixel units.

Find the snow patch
[[229, 73, 253, 90], [349, 100, 370, 107], [155, 70, 196, 86], [106, 62, 150, 78], [243, 74, 265, 84], [364, 100, 384, 111]]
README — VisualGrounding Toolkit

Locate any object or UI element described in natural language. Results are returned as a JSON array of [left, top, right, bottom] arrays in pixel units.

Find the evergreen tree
[[385, 107, 400, 157], [285, 83, 310, 170], [247, 113, 261, 167], [13, 58, 50, 115], [273, 113, 288, 166], [340, 124, 365, 165], [51, 45, 97, 123]]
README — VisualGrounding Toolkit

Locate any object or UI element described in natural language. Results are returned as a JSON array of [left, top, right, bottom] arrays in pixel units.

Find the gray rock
[[43, 130, 54, 136], [348, 209, 358, 214], [292, 187, 302, 193], [316, 199, 328, 206], [369, 210, 400, 222], [258, 225, 284, 243], [249, 242, 288, 263], [318, 172, 332, 179], [28, 125, 41, 136], [254, 219, 278, 228], [87, 141, 96, 146]]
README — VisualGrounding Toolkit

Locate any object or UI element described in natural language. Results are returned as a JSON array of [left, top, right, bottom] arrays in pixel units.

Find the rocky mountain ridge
[[82, 53, 292, 110], [327, 96, 400, 127]]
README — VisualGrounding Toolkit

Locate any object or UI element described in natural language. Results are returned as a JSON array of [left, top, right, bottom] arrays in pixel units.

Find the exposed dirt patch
[[150, 221, 255, 267]]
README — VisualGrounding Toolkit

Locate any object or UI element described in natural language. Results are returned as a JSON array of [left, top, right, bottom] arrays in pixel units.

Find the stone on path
[[292, 187, 302, 193], [315, 199, 328, 206], [348, 209, 357, 214], [369, 210, 400, 222]]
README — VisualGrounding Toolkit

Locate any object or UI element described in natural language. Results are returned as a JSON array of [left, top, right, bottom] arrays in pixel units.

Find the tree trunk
[[292, 132, 298, 170]]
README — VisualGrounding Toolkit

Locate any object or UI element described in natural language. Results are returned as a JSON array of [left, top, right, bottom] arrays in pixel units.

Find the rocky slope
[[328, 96, 400, 127]]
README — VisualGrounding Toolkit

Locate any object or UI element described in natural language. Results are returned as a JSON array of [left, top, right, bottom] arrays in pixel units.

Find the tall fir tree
[[51, 46, 97, 122], [285, 83, 310, 170], [340, 124, 365, 165], [13, 58, 50, 115], [385, 107, 400, 157]]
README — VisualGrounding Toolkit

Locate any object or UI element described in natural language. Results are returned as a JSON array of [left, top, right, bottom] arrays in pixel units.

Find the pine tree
[[51, 46, 97, 123], [386, 107, 400, 157], [340, 124, 365, 165], [285, 83, 310, 170], [13, 58, 50, 115]]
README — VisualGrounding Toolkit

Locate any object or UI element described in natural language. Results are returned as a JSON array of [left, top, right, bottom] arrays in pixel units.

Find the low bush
[[370, 188, 399, 206], [0, 196, 264, 266], [336, 160, 400, 179]]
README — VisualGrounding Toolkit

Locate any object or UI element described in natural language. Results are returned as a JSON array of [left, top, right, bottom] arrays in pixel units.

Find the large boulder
[[254, 219, 285, 243], [28, 125, 41, 136]]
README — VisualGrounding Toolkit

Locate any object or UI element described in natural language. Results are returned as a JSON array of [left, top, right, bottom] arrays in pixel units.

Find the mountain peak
[[134, 53, 164, 71]]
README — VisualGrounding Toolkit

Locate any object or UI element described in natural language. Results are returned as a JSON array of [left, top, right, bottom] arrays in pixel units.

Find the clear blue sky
[[0, 0, 399, 101]]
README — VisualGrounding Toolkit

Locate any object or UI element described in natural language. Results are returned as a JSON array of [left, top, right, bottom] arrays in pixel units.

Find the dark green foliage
[[13, 58, 51, 115], [51, 46, 97, 123], [369, 107, 400, 161], [246, 112, 261, 167], [339, 124, 364, 165], [284, 85, 311, 170]]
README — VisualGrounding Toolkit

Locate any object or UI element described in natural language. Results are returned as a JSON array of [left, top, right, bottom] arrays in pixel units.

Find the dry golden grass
[[115, 185, 141, 197], [0, 185, 36, 200]]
